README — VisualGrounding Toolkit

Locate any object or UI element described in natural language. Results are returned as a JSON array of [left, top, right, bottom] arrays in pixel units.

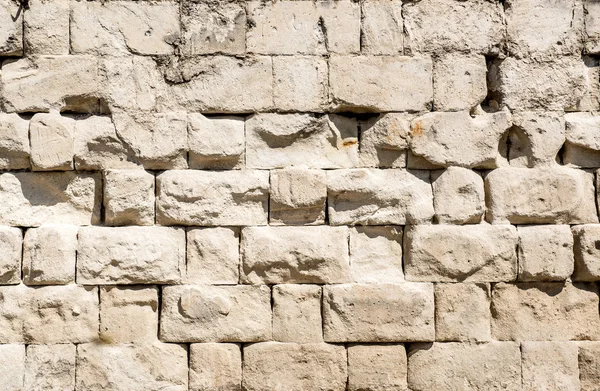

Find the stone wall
[[1, 0, 600, 390]]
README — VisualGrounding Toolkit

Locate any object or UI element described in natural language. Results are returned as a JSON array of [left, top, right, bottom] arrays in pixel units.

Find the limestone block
[[573, 224, 600, 281], [491, 282, 600, 340], [104, 170, 155, 226], [29, 113, 75, 171], [190, 343, 242, 391], [242, 342, 347, 391], [246, 113, 358, 169], [76, 343, 188, 391], [435, 283, 491, 342], [349, 226, 404, 283], [432, 167, 485, 224], [433, 54, 487, 111], [410, 111, 511, 168], [1, 56, 99, 113], [70, 1, 180, 55], [323, 283, 434, 342], [160, 285, 271, 342], [405, 224, 518, 282], [358, 113, 410, 168], [578, 55, 600, 111], [329, 55, 432, 112], [564, 112, 600, 167], [403, 0, 504, 54], [0, 344, 25, 391], [361, 0, 403, 55], [24, 0, 69, 54], [586, 1, 600, 54], [407, 342, 521, 391], [273, 56, 328, 112], [241, 226, 350, 285], [0, 113, 30, 170], [156, 170, 269, 226], [0, 227, 22, 285], [0, 0, 22, 56], [347, 344, 407, 391], [485, 167, 598, 224], [579, 342, 600, 391], [509, 111, 565, 167], [25, 344, 75, 391], [23, 224, 77, 285], [0, 284, 30, 342], [518, 225, 574, 281], [273, 284, 323, 343], [186, 227, 239, 285], [270, 169, 327, 225], [0, 172, 101, 227], [188, 114, 244, 170], [77, 226, 185, 285], [100, 286, 158, 344], [181, 0, 245, 55], [327, 169, 434, 225], [521, 341, 580, 391]]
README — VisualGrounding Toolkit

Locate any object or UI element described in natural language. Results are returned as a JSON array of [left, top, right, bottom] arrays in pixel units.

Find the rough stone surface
[[349, 226, 404, 283], [0, 114, 30, 170], [273, 284, 323, 343], [358, 113, 410, 168], [432, 167, 485, 224], [188, 114, 245, 170], [564, 112, 600, 167], [29, 113, 75, 171], [24, 0, 69, 55], [0, 344, 25, 391], [579, 342, 600, 391], [347, 344, 407, 391], [0, 0, 22, 56], [573, 224, 600, 281], [25, 344, 75, 391], [521, 341, 580, 391], [104, 170, 155, 226], [518, 225, 574, 281], [436, 283, 491, 342], [433, 54, 488, 111], [269, 169, 327, 225], [186, 227, 240, 285], [23, 224, 77, 285], [273, 56, 329, 112], [509, 111, 565, 167], [0, 226, 22, 285], [361, 0, 403, 55], [190, 343, 242, 391]]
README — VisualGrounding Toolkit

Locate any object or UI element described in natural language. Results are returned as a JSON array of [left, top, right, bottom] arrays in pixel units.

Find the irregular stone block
[[156, 170, 269, 226], [190, 343, 242, 391], [0, 172, 101, 227], [0, 0, 22, 56], [330, 55, 432, 112], [347, 344, 407, 391], [327, 169, 434, 225], [491, 282, 600, 340], [246, 113, 358, 169], [433, 53, 487, 111], [358, 113, 410, 168], [273, 56, 328, 112], [410, 111, 511, 168], [186, 227, 239, 285], [435, 283, 491, 342], [432, 167, 485, 224], [407, 342, 521, 391], [24, 0, 69, 54], [0, 226, 21, 285], [77, 226, 185, 285], [242, 342, 347, 391], [270, 169, 327, 225], [0, 284, 30, 342], [405, 224, 518, 282], [509, 111, 565, 167], [76, 343, 188, 391], [485, 167, 598, 224], [241, 226, 350, 284], [349, 226, 404, 283], [573, 224, 600, 281], [323, 283, 434, 342], [361, 0, 403, 55], [273, 284, 323, 343], [25, 344, 75, 391], [521, 341, 580, 391], [579, 342, 600, 391], [104, 170, 155, 226], [161, 285, 271, 342], [518, 225, 574, 281], [0, 344, 25, 391], [23, 224, 77, 285], [29, 113, 75, 171], [564, 112, 600, 167], [188, 114, 245, 170], [586, 1, 600, 54], [0, 113, 30, 170]]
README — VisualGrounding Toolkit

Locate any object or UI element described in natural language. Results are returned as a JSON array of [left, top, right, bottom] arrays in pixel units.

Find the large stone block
[[579, 342, 600, 391], [433, 53, 488, 111], [0, 284, 30, 342], [188, 114, 245, 170], [573, 224, 600, 281], [349, 226, 404, 283], [273, 284, 323, 343], [273, 56, 329, 112], [521, 341, 580, 391], [0, 113, 30, 170], [24, 0, 69, 55], [0, 226, 21, 285], [0, 0, 22, 56], [186, 227, 240, 285], [25, 344, 75, 391], [358, 113, 410, 168], [104, 170, 155, 226], [518, 225, 574, 281], [23, 224, 77, 285], [435, 283, 491, 342], [509, 111, 565, 167], [29, 113, 75, 171], [361, 0, 403, 55], [189, 343, 242, 391], [432, 167, 485, 224], [0, 344, 25, 391], [269, 169, 327, 225], [347, 344, 407, 391], [564, 112, 600, 167]]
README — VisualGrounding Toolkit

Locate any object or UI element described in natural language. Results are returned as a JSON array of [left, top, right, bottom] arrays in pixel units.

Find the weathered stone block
[[435, 283, 491, 342], [273, 56, 329, 112], [509, 111, 565, 167], [579, 342, 600, 391], [564, 112, 600, 167], [349, 226, 404, 283], [0, 0, 22, 56], [521, 341, 580, 391], [25, 344, 75, 391], [361, 0, 403, 55], [24, 0, 69, 54], [0, 284, 30, 342], [270, 169, 327, 225], [586, 1, 600, 54], [347, 344, 407, 391], [358, 113, 409, 168], [432, 167, 485, 224], [518, 225, 574, 281], [29, 113, 75, 171], [573, 224, 600, 281], [273, 284, 323, 343], [0, 113, 30, 170], [433, 54, 488, 111], [186, 227, 239, 285], [188, 114, 245, 170], [0, 226, 21, 285], [190, 343, 242, 391], [23, 224, 77, 285], [0, 344, 25, 391], [104, 170, 155, 226]]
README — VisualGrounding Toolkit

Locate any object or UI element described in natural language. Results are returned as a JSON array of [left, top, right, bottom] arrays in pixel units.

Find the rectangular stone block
[[350, 226, 404, 283], [323, 283, 434, 342], [0, 344, 25, 391], [25, 344, 75, 391], [104, 170, 155, 226], [24, 0, 69, 55], [273, 284, 323, 343], [0, 284, 30, 342], [0, 172, 101, 227], [269, 168, 327, 225], [573, 224, 600, 281], [405, 224, 518, 282], [359, 113, 410, 168], [348, 344, 407, 391], [564, 112, 600, 167], [273, 56, 329, 112], [433, 53, 488, 111], [160, 285, 271, 343], [156, 170, 269, 226], [29, 113, 75, 171], [190, 343, 242, 391], [242, 342, 347, 391], [521, 341, 580, 391], [491, 282, 600, 341], [188, 114, 245, 170], [0, 226, 21, 285], [361, 0, 403, 55], [579, 342, 600, 391], [327, 169, 434, 225], [77, 226, 185, 285], [23, 224, 77, 285], [241, 226, 350, 284], [435, 283, 491, 342], [187, 227, 240, 285], [518, 225, 574, 281], [509, 111, 566, 168], [432, 167, 485, 224], [0, 113, 30, 170], [0, 0, 23, 56]]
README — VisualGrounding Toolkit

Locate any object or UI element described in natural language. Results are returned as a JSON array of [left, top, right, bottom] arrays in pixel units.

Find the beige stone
[[242, 342, 347, 391], [0, 113, 30, 170], [190, 343, 242, 391], [241, 226, 350, 284], [509, 111, 565, 167], [188, 114, 245, 170], [407, 342, 521, 391], [361, 0, 403, 55], [432, 167, 485, 224], [323, 283, 434, 342], [273, 56, 328, 112], [563, 143, 600, 168], [0, 0, 22, 56], [485, 167, 598, 224], [521, 341, 580, 391], [347, 344, 407, 391], [359, 113, 410, 168], [327, 169, 434, 225], [349, 226, 404, 283], [573, 224, 600, 281], [23, 224, 77, 285], [24, 0, 69, 54], [0, 226, 21, 285], [77, 226, 184, 285], [157, 170, 269, 226], [273, 285, 323, 343], [160, 285, 271, 342], [518, 225, 574, 281], [0, 344, 25, 391], [186, 227, 240, 285], [104, 170, 155, 226], [491, 282, 600, 341], [579, 342, 600, 391], [586, 1, 600, 54], [29, 113, 75, 171], [435, 283, 491, 342], [270, 169, 327, 225], [433, 54, 488, 111], [76, 343, 188, 391], [564, 112, 600, 167], [0, 172, 101, 227], [0, 284, 30, 342], [25, 344, 75, 391]]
